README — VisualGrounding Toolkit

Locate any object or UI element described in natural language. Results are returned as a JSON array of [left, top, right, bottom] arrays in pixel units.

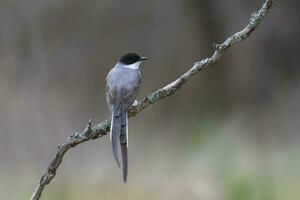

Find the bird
[[106, 53, 147, 182]]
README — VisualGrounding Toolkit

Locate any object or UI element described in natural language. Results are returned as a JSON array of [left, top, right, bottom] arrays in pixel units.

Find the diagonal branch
[[30, 0, 277, 199]]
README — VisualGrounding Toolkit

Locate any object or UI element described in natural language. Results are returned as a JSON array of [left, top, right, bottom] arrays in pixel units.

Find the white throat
[[123, 61, 142, 69]]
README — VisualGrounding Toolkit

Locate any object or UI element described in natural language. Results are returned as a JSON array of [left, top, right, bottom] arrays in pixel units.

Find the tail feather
[[111, 103, 128, 182], [121, 142, 128, 182], [111, 113, 121, 167], [126, 112, 129, 147], [109, 112, 114, 141], [120, 113, 128, 182], [111, 104, 123, 168]]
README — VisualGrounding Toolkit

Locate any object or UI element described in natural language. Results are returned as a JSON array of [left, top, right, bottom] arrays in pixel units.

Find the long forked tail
[[110, 105, 128, 182]]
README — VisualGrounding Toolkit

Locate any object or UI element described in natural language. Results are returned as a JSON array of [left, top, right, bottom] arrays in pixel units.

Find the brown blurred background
[[0, 0, 299, 199]]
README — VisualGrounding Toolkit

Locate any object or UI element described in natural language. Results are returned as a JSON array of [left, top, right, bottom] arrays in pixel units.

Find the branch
[[30, 0, 277, 199]]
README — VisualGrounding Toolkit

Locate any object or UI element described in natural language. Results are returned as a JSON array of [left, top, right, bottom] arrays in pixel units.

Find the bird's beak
[[140, 57, 148, 61]]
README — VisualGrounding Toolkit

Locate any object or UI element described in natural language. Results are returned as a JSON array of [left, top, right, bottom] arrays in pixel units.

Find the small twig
[[30, 1, 277, 199]]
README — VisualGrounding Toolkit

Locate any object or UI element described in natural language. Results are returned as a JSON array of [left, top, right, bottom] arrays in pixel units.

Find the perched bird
[[106, 53, 147, 182]]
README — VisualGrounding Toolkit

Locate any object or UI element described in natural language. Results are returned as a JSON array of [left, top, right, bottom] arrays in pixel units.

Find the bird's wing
[[121, 85, 139, 110]]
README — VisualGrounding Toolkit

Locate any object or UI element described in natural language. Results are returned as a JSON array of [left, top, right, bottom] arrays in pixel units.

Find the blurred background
[[0, 0, 299, 199]]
